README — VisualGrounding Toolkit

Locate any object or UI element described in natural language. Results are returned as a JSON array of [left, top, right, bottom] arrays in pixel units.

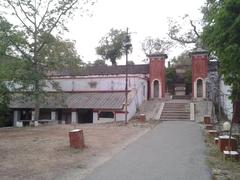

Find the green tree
[[39, 34, 84, 71], [93, 59, 107, 66], [202, 0, 240, 123], [173, 51, 191, 65], [0, 0, 94, 124], [127, 60, 135, 65], [166, 66, 176, 94], [0, 82, 10, 126], [0, 16, 27, 56], [96, 28, 132, 65]]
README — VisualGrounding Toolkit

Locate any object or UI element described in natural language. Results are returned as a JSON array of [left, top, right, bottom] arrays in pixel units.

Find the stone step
[[161, 113, 190, 116], [160, 101, 190, 121], [162, 111, 189, 113], [172, 95, 191, 100], [163, 109, 190, 113], [160, 118, 190, 121], [160, 115, 190, 119], [163, 105, 189, 108], [162, 108, 189, 110], [164, 103, 189, 106]]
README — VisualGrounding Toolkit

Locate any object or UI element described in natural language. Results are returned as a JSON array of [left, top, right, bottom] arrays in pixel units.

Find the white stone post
[[190, 103, 195, 121], [71, 111, 77, 124]]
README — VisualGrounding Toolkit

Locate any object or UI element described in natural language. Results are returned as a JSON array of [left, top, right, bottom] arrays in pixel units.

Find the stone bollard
[[207, 130, 219, 137], [203, 115, 211, 124], [205, 124, 214, 130], [139, 114, 146, 123], [218, 135, 237, 152], [69, 129, 85, 149]]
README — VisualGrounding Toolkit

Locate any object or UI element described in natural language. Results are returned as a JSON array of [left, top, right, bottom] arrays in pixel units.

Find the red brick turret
[[148, 53, 167, 99], [189, 49, 208, 99]]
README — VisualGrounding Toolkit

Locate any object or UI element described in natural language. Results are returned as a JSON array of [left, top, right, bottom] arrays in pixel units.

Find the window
[[99, 111, 114, 119]]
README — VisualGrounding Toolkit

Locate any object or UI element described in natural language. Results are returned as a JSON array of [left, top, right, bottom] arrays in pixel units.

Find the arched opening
[[197, 79, 203, 97], [153, 80, 159, 98]]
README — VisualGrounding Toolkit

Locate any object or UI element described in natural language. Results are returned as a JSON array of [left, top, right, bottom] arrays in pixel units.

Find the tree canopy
[[202, 0, 240, 122], [96, 28, 132, 65], [202, 0, 240, 88], [0, 0, 94, 122]]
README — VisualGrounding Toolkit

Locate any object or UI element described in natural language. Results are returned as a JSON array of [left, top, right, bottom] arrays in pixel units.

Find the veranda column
[[51, 111, 57, 121], [13, 110, 22, 127], [71, 111, 77, 124], [31, 111, 38, 126]]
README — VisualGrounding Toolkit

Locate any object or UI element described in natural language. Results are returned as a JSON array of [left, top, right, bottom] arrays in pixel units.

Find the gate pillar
[[148, 53, 167, 99], [189, 48, 208, 99]]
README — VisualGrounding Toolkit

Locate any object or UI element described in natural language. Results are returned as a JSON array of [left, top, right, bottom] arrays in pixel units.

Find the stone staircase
[[160, 100, 190, 121]]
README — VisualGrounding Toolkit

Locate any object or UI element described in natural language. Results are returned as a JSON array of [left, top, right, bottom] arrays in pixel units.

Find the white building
[[11, 53, 167, 126]]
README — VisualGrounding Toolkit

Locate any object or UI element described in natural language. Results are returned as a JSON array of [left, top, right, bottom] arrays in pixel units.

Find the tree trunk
[[31, 78, 40, 126], [232, 100, 240, 123]]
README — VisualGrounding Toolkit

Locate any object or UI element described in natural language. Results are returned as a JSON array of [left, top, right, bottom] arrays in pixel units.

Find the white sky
[[64, 0, 206, 64]]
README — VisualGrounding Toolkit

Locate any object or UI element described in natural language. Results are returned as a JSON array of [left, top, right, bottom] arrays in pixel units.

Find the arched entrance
[[153, 80, 159, 98], [197, 79, 203, 97]]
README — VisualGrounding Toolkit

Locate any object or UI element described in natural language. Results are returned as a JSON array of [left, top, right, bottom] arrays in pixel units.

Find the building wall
[[46, 74, 147, 92], [48, 74, 148, 124]]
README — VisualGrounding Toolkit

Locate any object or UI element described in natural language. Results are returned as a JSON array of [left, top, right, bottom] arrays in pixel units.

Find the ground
[[0, 121, 152, 180]]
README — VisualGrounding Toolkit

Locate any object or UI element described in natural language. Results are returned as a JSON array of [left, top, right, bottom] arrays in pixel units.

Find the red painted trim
[[45, 90, 131, 93], [93, 110, 128, 114], [93, 108, 124, 112], [115, 111, 129, 114], [49, 75, 148, 81]]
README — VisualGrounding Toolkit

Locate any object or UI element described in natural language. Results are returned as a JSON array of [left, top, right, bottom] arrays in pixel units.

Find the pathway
[[83, 121, 211, 180]]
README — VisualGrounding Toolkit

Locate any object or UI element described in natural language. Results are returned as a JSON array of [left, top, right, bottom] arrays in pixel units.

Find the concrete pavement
[[83, 121, 211, 180]]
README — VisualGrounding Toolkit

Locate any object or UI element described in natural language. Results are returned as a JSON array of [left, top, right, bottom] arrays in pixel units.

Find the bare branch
[[6, 0, 34, 34], [168, 32, 196, 44], [37, 0, 78, 53], [37, 0, 53, 30], [18, 0, 35, 25], [36, 0, 43, 12], [190, 20, 200, 38]]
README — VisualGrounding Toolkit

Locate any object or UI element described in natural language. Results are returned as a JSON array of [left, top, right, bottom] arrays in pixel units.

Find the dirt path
[[0, 123, 150, 180]]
